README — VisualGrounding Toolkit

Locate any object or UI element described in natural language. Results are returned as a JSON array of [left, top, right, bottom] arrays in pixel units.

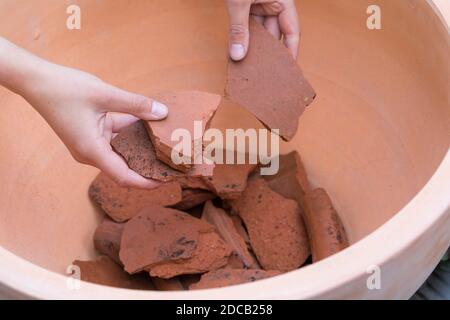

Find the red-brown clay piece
[[111, 121, 214, 187], [190, 269, 281, 290], [225, 18, 316, 141], [229, 178, 310, 271], [151, 277, 184, 291], [173, 189, 216, 211], [93, 219, 124, 265], [145, 91, 221, 171], [303, 188, 349, 262], [89, 173, 182, 222], [73, 256, 154, 290], [149, 232, 232, 279], [205, 164, 257, 200], [202, 201, 258, 269], [264, 151, 311, 210]]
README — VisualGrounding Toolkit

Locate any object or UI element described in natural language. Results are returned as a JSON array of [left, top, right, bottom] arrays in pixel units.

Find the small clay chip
[[89, 173, 182, 222], [226, 18, 316, 141], [145, 91, 221, 171], [202, 201, 258, 269], [190, 269, 281, 290], [119, 206, 217, 274], [205, 164, 256, 200], [303, 188, 349, 262], [149, 232, 232, 279], [229, 178, 310, 271], [93, 218, 124, 264], [73, 256, 154, 290], [173, 189, 217, 211], [263, 151, 310, 210], [111, 121, 214, 187]]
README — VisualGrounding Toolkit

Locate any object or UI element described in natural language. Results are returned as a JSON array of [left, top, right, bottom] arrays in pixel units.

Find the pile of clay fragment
[[73, 18, 349, 291]]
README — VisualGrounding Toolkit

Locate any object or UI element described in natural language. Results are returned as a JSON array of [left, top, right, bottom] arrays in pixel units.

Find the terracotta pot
[[0, 0, 448, 299]]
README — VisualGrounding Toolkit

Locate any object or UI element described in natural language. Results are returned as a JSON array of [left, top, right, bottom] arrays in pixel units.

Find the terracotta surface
[[173, 189, 217, 211], [229, 178, 310, 271], [303, 189, 349, 262], [145, 91, 221, 171], [112, 121, 214, 187], [190, 269, 281, 290], [93, 219, 124, 265], [73, 256, 154, 290], [226, 18, 316, 141], [89, 173, 182, 222], [202, 201, 258, 269], [151, 277, 184, 291], [0, 0, 449, 299]]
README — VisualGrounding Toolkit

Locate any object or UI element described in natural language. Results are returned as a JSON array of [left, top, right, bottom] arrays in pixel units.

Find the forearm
[[0, 37, 50, 98]]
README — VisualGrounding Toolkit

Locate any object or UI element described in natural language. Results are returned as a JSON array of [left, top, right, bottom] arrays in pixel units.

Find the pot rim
[[0, 0, 448, 300]]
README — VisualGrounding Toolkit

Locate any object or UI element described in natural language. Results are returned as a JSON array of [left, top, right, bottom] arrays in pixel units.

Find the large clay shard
[[205, 164, 257, 200], [149, 232, 232, 279], [303, 188, 349, 262], [111, 121, 214, 187], [173, 189, 216, 211], [119, 206, 225, 275], [93, 219, 124, 264], [263, 151, 311, 210], [190, 269, 281, 290], [202, 201, 258, 269], [73, 256, 154, 290], [226, 18, 316, 141], [89, 173, 182, 222], [229, 178, 310, 271], [145, 91, 221, 171]]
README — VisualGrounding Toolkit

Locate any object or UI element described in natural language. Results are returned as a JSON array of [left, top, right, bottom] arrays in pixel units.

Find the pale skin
[[0, 1, 299, 189]]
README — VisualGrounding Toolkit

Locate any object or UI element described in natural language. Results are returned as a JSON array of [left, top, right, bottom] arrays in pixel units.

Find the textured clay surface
[[202, 201, 258, 269], [190, 269, 281, 290], [226, 18, 316, 141], [145, 91, 221, 171], [173, 189, 216, 211], [229, 178, 310, 271], [93, 218, 124, 265], [73, 256, 154, 290], [89, 172, 182, 222], [303, 188, 349, 262], [111, 121, 214, 186], [120, 206, 215, 274]]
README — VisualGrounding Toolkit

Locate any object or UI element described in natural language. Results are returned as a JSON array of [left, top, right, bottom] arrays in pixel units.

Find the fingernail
[[230, 44, 246, 61], [151, 100, 168, 120]]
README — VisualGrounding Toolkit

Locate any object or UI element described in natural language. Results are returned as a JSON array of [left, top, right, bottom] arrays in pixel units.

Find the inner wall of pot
[[0, 0, 448, 274]]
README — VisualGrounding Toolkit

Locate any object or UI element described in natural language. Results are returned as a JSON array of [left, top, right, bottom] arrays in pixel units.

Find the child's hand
[[23, 63, 168, 189], [226, 0, 300, 61]]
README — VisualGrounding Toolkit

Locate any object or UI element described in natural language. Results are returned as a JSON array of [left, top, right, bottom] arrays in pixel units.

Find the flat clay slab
[[190, 269, 281, 290], [73, 256, 154, 290], [173, 189, 216, 211], [202, 201, 258, 269], [229, 178, 310, 271], [111, 121, 214, 187], [145, 91, 221, 171], [303, 188, 349, 262], [93, 218, 124, 265], [89, 172, 182, 222], [225, 18, 316, 141]]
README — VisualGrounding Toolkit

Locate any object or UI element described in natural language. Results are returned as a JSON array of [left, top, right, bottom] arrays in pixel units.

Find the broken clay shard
[[173, 189, 216, 211], [73, 256, 154, 290], [303, 188, 349, 262], [190, 269, 281, 290], [225, 18, 316, 141], [148, 232, 232, 279], [119, 205, 215, 274], [229, 178, 310, 272], [202, 201, 258, 269], [93, 218, 125, 265], [151, 277, 185, 291], [89, 172, 182, 222], [145, 91, 221, 171], [111, 120, 214, 186]]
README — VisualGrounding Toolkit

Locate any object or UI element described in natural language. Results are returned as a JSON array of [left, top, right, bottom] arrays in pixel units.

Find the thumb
[[227, 0, 252, 61], [100, 85, 168, 121]]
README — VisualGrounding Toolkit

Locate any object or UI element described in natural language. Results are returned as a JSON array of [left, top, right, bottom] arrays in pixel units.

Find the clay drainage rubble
[[74, 18, 349, 291]]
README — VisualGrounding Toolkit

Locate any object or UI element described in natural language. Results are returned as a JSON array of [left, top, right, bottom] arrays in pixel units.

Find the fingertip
[[230, 43, 247, 61], [150, 100, 169, 120]]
